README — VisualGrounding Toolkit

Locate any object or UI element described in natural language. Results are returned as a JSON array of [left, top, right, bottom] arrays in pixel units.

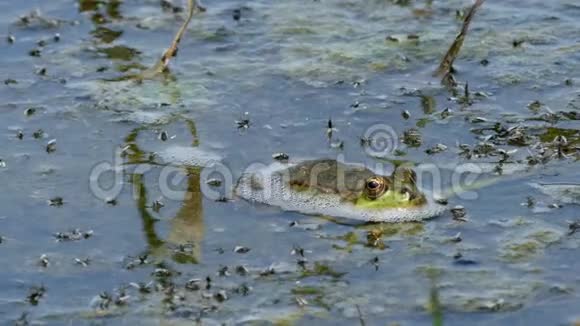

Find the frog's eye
[[364, 177, 387, 200], [367, 180, 380, 190]]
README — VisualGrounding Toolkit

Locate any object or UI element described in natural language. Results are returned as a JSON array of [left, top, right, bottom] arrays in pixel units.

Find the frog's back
[[283, 159, 375, 197]]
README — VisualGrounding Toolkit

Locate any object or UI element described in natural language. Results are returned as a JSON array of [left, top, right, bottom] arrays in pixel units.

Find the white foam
[[156, 146, 222, 167], [235, 162, 447, 223]]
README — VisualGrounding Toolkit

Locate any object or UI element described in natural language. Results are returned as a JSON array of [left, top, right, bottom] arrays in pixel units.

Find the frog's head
[[355, 167, 427, 209]]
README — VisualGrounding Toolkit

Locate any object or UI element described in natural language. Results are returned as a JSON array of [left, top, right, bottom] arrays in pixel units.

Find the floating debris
[[402, 128, 422, 147], [159, 130, 168, 141], [26, 285, 46, 305], [151, 199, 165, 212], [129, 281, 153, 294], [440, 108, 452, 119], [272, 152, 289, 161], [218, 266, 230, 277], [36, 67, 47, 76], [53, 229, 93, 242], [450, 205, 467, 222], [161, 0, 184, 13], [512, 39, 524, 47], [33, 129, 44, 139], [436, 198, 449, 205], [295, 296, 308, 307], [28, 49, 41, 57], [366, 229, 387, 249], [38, 254, 49, 268], [259, 265, 276, 276], [234, 283, 251, 296], [368, 256, 380, 271], [233, 246, 251, 254], [568, 221, 580, 236], [330, 140, 344, 150], [74, 258, 90, 267], [236, 115, 251, 130], [449, 232, 463, 243], [235, 265, 249, 276], [425, 143, 448, 155], [124, 254, 149, 269], [47, 197, 64, 207], [326, 118, 336, 138], [232, 8, 241, 21], [46, 139, 57, 153], [527, 100, 543, 113], [214, 290, 228, 302], [105, 198, 118, 205], [24, 107, 37, 116], [185, 278, 202, 291]]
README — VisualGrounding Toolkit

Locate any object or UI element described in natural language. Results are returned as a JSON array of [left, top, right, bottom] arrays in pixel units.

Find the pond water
[[0, 0, 579, 325]]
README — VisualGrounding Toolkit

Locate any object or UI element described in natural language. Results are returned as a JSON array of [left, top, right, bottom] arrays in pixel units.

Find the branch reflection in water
[[124, 118, 204, 264]]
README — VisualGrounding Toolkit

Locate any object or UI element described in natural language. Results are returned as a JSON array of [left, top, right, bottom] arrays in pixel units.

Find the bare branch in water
[[434, 0, 485, 78], [137, 0, 205, 80]]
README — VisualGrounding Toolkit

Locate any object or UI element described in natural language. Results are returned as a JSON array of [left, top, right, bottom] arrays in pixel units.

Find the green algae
[[301, 262, 346, 279], [500, 229, 564, 263]]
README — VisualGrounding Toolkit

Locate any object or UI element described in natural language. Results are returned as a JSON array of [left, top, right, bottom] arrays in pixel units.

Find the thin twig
[[434, 0, 485, 78], [138, 0, 204, 80]]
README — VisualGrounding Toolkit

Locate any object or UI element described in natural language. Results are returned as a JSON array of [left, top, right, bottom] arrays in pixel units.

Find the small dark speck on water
[[232, 9, 241, 21], [26, 285, 46, 305], [48, 197, 64, 207], [272, 152, 289, 161], [512, 39, 525, 47], [236, 118, 250, 130], [568, 221, 580, 236], [233, 246, 251, 254], [159, 130, 168, 141], [24, 107, 36, 116], [33, 129, 44, 139], [106, 198, 118, 205], [28, 49, 41, 57], [46, 139, 57, 153]]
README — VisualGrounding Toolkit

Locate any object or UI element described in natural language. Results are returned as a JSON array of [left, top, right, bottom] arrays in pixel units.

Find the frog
[[235, 159, 447, 222]]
